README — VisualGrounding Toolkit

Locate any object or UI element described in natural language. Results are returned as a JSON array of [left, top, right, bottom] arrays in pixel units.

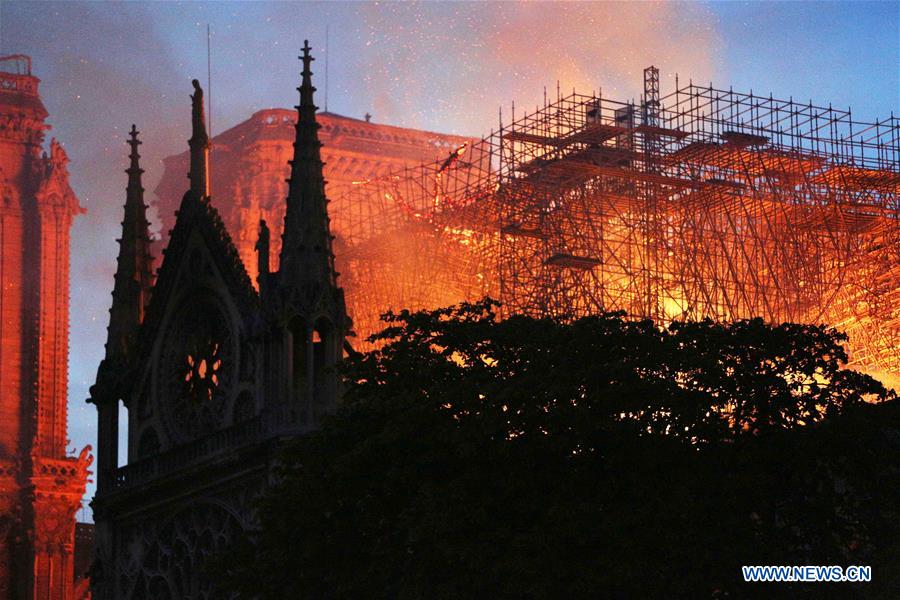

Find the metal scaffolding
[[333, 69, 899, 376]]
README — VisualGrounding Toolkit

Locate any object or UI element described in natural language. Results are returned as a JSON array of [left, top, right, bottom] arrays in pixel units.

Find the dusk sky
[[1, 1, 897, 518]]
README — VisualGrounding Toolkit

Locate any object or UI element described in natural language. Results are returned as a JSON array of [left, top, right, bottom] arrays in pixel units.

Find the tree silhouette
[[216, 299, 896, 598]]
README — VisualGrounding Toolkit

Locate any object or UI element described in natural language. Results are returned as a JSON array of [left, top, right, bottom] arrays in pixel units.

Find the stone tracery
[[161, 297, 235, 442], [120, 502, 242, 600]]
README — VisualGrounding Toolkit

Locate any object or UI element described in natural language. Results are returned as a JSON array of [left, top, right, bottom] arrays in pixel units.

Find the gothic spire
[[104, 125, 155, 366], [188, 79, 210, 197], [278, 40, 337, 290]]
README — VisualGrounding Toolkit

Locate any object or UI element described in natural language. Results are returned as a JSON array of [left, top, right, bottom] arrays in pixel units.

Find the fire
[[154, 83, 897, 378], [328, 80, 899, 379]]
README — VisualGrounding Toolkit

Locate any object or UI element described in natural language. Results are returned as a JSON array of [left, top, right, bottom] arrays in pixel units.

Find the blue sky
[[1, 1, 897, 519], [709, 1, 898, 121]]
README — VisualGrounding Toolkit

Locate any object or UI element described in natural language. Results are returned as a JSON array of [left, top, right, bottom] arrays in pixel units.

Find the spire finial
[[298, 40, 317, 117], [188, 79, 210, 197], [128, 124, 140, 150], [127, 124, 142, 174]]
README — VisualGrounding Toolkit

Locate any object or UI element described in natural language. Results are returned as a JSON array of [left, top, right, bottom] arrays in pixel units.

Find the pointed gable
[[138, 79, 257, 357], [138, 189, 258, 366]]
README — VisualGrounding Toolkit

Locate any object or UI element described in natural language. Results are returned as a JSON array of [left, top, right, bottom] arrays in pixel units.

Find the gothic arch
[[312, 315, 336, 376]]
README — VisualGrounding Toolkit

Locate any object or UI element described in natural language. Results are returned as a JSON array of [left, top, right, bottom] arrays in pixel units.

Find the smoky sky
[[1, 1, 896, 519]]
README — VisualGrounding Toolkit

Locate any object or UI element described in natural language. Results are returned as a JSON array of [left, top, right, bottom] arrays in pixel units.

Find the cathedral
[[89, 43, 349, 598]]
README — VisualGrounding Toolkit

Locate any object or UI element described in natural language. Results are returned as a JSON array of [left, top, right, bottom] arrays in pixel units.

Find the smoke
[[0, 0, 722, 519], [354, 1, 722, 136], [0, 0, 723, 519], [2, 0, 896, 524]]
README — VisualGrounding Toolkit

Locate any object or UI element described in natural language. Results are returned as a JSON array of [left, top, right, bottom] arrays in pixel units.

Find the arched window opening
[[289, 317, 309, 396], [313, 318, 334, 374], [313, 317, 335, 408], [118, 400, 128, 467]]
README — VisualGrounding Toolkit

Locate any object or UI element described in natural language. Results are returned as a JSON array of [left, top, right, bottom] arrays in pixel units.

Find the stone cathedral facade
[[89, 44, 349, 598]]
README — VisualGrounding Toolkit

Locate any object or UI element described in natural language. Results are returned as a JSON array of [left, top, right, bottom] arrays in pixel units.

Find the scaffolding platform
[[545, 253, 602, 269]]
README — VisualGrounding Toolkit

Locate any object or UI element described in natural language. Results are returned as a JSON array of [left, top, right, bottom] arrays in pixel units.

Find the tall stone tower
[[0, 55, 92, 599]]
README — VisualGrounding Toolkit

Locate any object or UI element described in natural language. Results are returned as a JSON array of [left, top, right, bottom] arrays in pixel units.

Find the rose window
[[161, 299, 233, 441]]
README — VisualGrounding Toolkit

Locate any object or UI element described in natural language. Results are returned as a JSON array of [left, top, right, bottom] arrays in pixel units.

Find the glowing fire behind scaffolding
[[331, 68, 899, 384]]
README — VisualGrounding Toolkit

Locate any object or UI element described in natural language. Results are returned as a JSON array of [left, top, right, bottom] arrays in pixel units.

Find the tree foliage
[[217, 300, 896, 598]]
